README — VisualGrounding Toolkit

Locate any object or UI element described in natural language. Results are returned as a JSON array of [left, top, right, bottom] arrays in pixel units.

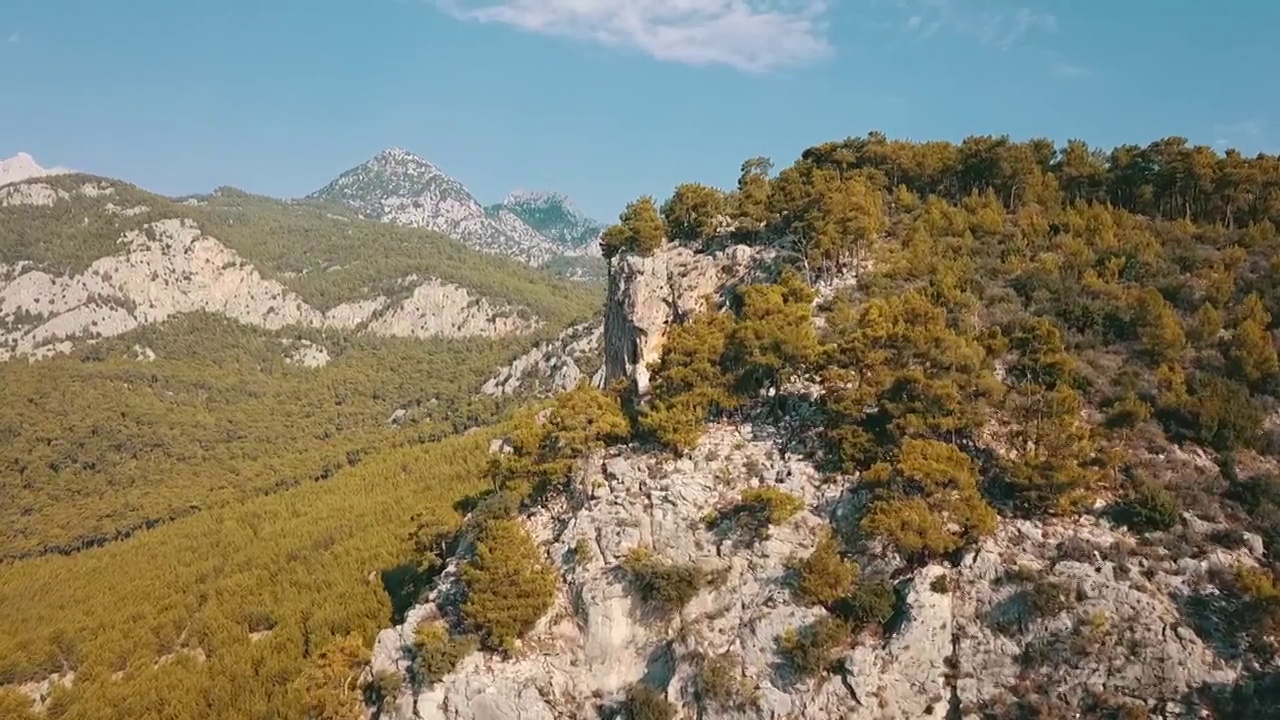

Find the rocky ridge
[[309, 149, 604, 271], [481, 320, 605, 397], [363, 241, 1273, 720], [368, 419, 1260, 720], [0, 181, 542, 359]]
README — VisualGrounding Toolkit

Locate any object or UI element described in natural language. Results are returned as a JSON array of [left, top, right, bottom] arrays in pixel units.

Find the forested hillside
[[601, 132, 1280, 560], [351, 133, 1280, 720], [0, 174, 602, 561]]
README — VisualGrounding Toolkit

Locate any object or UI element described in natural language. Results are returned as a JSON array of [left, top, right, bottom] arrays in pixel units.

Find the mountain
[[487, 190, 605, 256], [0, 152, 69, 187], [308, 149, 606, 278]]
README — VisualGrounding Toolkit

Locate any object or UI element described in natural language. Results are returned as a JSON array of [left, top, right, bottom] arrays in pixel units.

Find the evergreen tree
[[662, 183, 728, 247], [461, 519, 557, 652], [860, 439, 996, 558]]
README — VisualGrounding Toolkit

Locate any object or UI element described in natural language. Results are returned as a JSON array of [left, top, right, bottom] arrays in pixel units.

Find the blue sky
[[2, 0, 1277, 221]]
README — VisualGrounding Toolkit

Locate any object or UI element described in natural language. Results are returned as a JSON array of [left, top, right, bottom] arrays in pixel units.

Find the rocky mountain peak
[[491, 190, 605, 256], [0, 152, 69, 188]]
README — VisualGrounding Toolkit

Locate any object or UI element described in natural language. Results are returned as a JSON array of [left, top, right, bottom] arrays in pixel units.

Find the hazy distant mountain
[[308, 149, 605, 276]]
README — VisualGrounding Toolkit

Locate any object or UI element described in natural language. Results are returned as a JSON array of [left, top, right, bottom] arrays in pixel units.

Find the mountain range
[[3, 148, 608, 280], [308, 148, 605, 275]]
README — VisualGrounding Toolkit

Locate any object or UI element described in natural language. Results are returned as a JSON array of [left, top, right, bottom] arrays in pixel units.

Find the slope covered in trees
[[0, 176, 602, 561], [589, 132, 1280, 697]]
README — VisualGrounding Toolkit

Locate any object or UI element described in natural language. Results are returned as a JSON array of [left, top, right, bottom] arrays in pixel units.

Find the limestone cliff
[[603, 244, 771, 397]]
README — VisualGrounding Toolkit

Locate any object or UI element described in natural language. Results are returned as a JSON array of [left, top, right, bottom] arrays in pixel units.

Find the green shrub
[[792, 531, 858, 607], [739, 487, 805, 525], [619, 548, 706, 618], [364, 669, 404, 711], [412, 621, 478, 684], [930, 575, 951, 594], [461, 519, 557, 652], [1115, 480, 1182, 533], [777, 617, 851, 680], [832, 580, 897, 632], [1025, 579, 1075, 620]]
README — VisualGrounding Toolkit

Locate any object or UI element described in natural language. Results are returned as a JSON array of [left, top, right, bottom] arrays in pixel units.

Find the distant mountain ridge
[[488, 190, 605, 256], [308, 149, 605, 274], [0, 152, 70, 187]]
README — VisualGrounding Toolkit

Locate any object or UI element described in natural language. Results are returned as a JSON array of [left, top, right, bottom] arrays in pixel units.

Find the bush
[[461, 519, 557, 652], [364, 669, 404, 711], [694, 652, 759, 711], [624, 683, 675, 720], [777, 617, 851, 680], [412, 621, 478, 684], [1025, 579, 1075, 620], [1114, 480, 1182, 533], [619, 548, 705, 618], [793, 531, 858, 607], [738, 487, 805, 525], [832, 580, 897, 632]]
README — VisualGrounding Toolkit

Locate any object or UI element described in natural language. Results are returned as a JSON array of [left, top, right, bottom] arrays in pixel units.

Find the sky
[[2, 0, 1277, 221]]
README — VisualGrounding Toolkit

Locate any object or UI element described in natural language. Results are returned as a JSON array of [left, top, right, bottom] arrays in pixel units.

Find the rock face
[[481, 320, 604, 397], [366, 422, 1254, 720], [603, 244, 771, 397], [0, 206, 540, 359]]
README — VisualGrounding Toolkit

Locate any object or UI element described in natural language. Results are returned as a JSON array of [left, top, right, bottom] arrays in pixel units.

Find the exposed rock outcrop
[[481, 321, 604, 397], [367, 422, 1255, 720], [0, 152, 70, 188], [603, 244, 771, 397], [0, 216, 539, 359]]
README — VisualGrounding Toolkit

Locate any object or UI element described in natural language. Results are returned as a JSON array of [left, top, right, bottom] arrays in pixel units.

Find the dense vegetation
[[0, 176, 601, 560], [0, 315, 526, 560], [0, 428, 496, 718], [597, 132, 1280, 691]]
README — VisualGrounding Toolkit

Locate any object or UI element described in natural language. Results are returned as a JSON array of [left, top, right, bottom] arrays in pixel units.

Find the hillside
[[5, 133, 1280, 720], [0, 167, 601, 560], [309, 149, 606, 280], [355, 134, 1280, 720]]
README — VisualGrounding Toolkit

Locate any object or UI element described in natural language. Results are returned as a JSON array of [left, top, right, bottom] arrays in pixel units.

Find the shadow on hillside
[[380, 562, 426, 625], [1189, 670, 1280, 720]]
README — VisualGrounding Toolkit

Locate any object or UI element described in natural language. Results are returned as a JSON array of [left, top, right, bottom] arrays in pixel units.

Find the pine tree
[[859, 439, 996, 558], [662, 183, 727, 247], [1226, 293, 1280, 389], [461, 519, 557, 652]]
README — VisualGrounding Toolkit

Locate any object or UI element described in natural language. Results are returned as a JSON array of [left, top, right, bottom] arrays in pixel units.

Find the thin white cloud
[[5, 31, 21, 44], [1049, 60, 1088, 79], [1212, 120, 1265, 149], [896, 0, 1056, 49], [432, 0, 832, 73]]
